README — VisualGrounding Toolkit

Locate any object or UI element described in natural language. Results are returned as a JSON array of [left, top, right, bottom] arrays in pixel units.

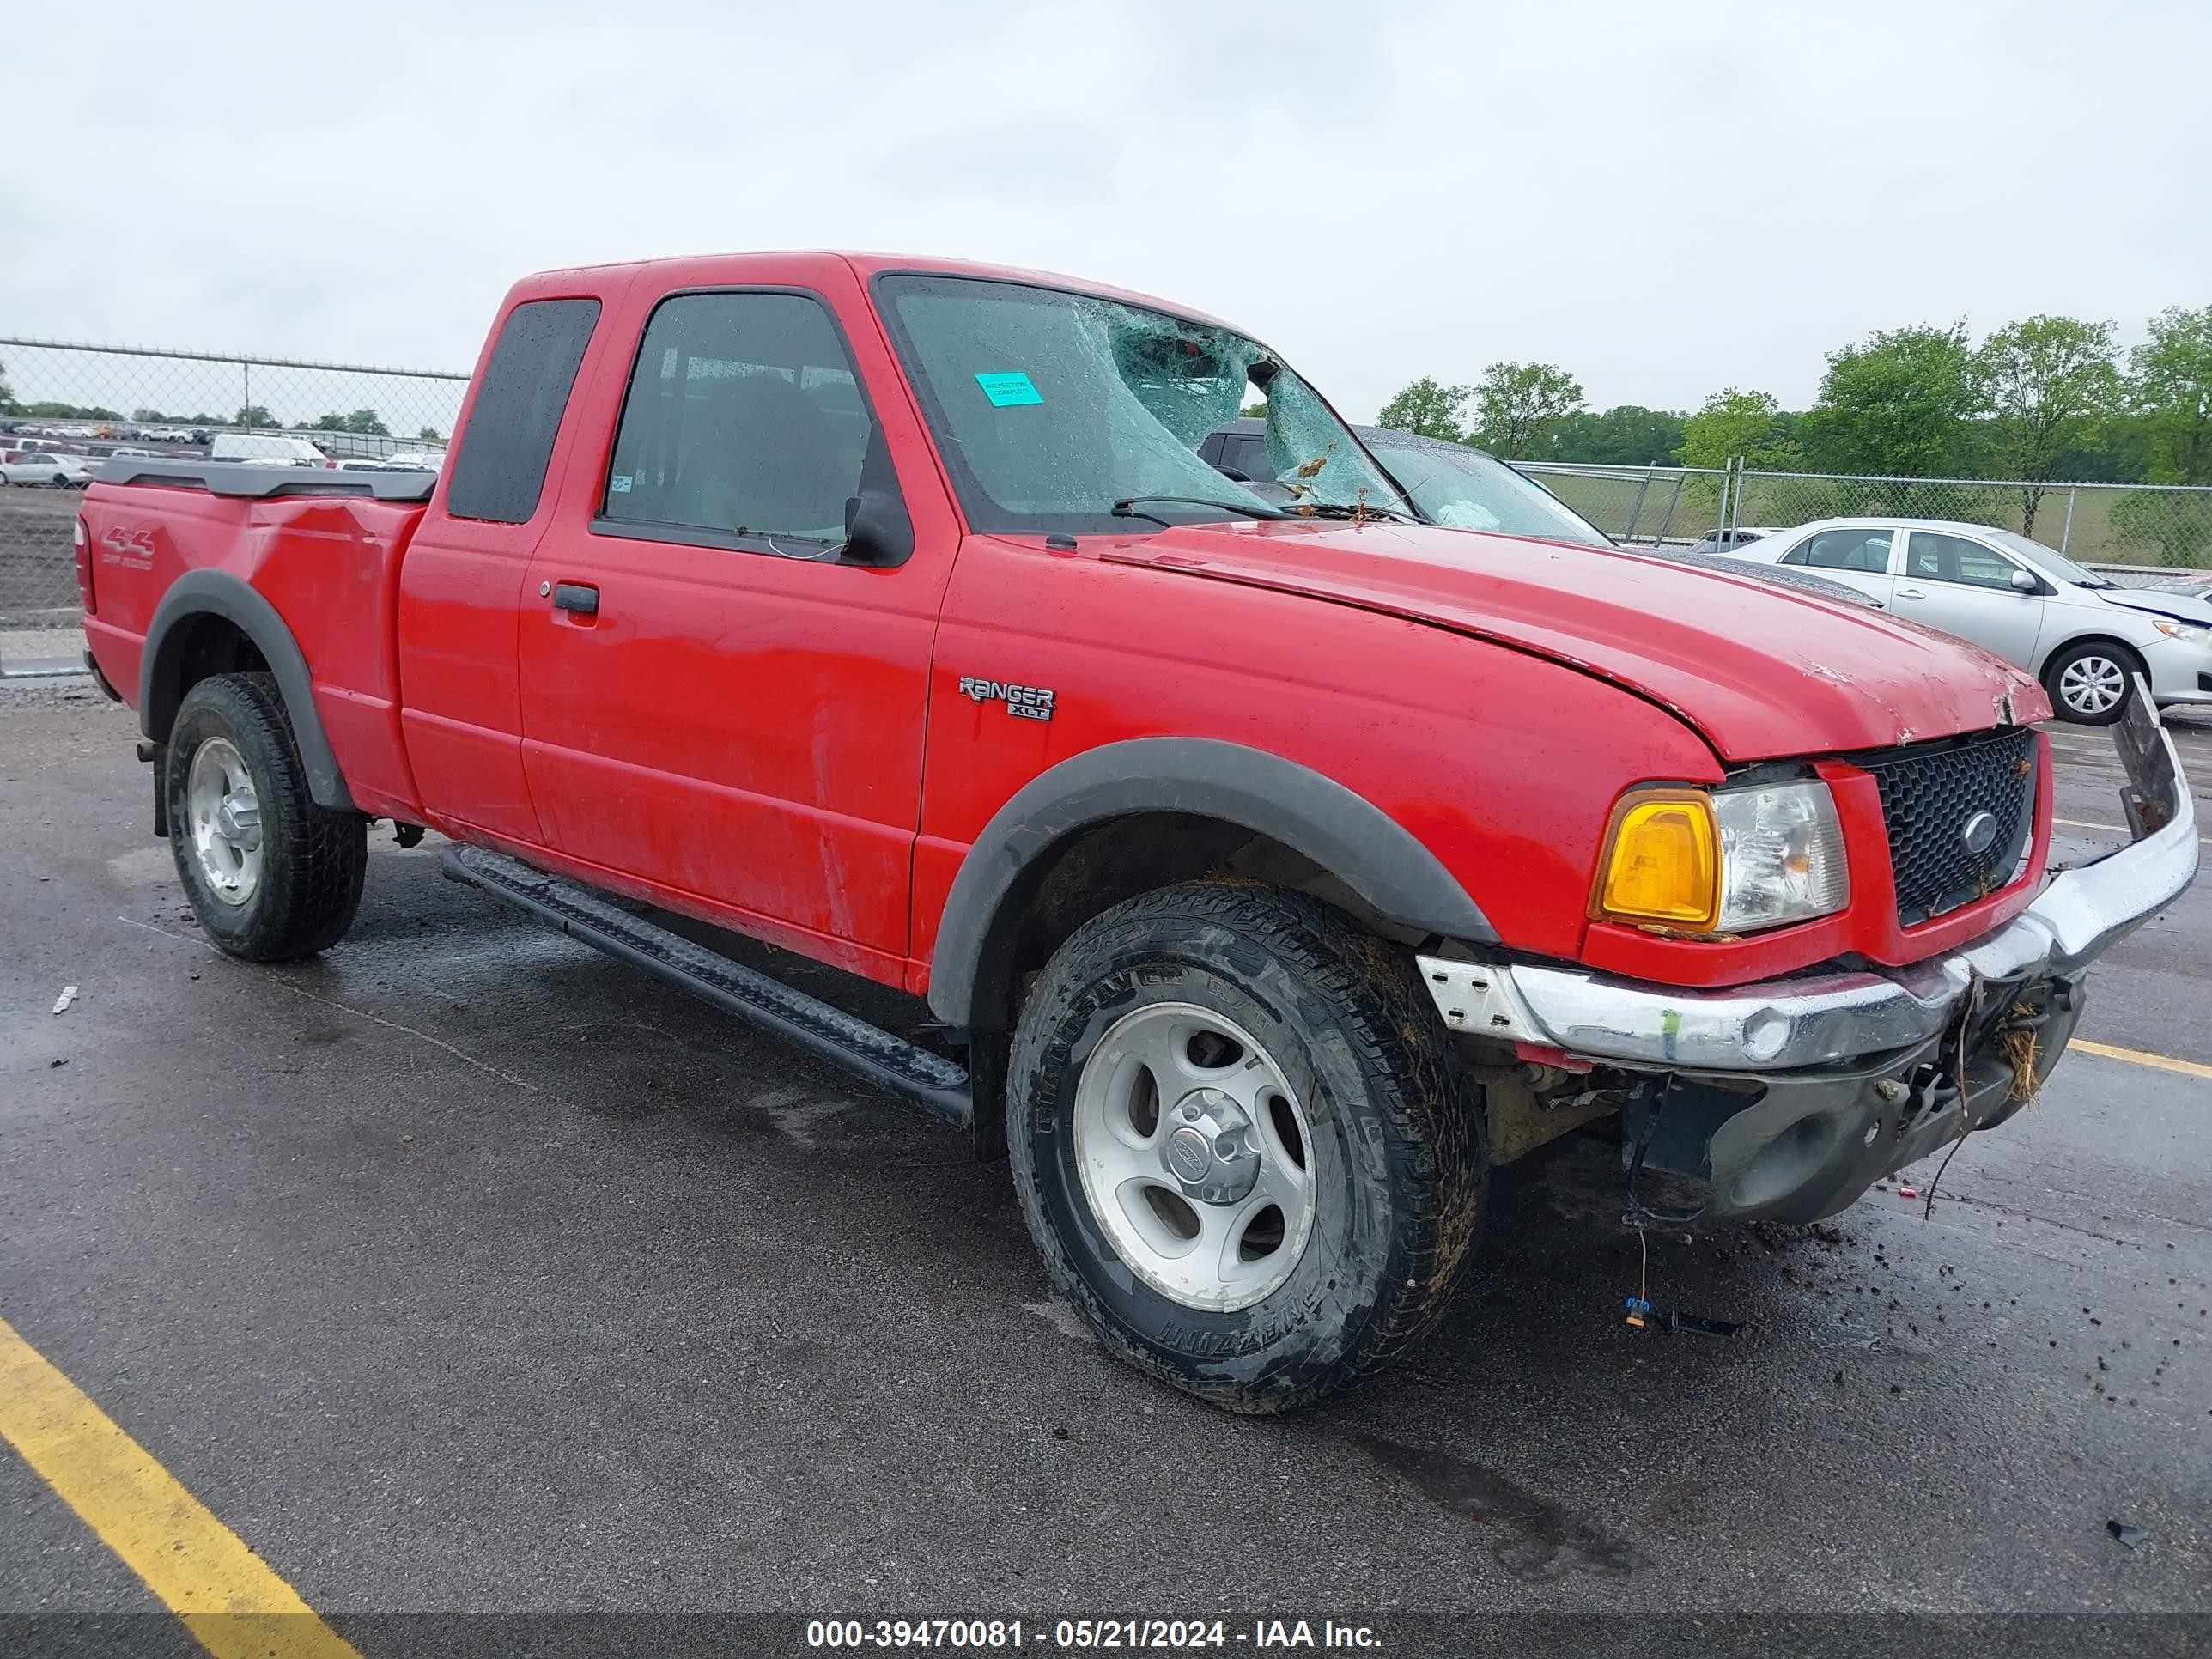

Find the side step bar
[[442, 844, 972, 1128]]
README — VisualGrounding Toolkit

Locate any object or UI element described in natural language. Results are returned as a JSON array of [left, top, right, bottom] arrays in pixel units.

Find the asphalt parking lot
[[2, 678, 2209, 1651]]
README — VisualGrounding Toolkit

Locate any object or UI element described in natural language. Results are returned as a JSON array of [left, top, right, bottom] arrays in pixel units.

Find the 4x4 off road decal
[[957, 676, 1055, 722]]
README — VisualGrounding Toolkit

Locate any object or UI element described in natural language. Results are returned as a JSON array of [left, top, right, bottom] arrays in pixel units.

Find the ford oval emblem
[[1960, 810, 1999, 857]]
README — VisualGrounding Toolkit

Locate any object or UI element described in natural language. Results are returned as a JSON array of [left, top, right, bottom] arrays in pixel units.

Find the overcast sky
[[4, 0, 2209, 420]]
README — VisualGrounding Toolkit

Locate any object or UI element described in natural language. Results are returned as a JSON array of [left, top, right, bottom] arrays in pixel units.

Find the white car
[[1686, 525, 1782, 555], [1737, 516, 2212, 724], [0, 451, 94, 488], [210, 432, 331, 466]]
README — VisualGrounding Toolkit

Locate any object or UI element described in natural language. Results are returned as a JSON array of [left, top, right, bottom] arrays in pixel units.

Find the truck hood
[[1100, 521, 2044, 762]]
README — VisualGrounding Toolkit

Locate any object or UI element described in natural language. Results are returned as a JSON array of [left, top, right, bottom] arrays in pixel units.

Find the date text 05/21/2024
[[805, 1619, 1382, 1650]]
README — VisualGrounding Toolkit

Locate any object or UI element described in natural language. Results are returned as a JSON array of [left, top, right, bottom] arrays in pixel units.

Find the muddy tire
[[1007, 882, 1486, 1413], [166, 672, 367, 961]]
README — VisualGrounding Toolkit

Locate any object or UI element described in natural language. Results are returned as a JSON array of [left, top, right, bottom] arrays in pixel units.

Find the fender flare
[[926, 737, 1495, 1029], [138, 569, 356, 811]]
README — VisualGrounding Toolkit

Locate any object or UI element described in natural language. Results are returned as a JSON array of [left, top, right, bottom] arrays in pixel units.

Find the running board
[[442, 844, 972, 1128]]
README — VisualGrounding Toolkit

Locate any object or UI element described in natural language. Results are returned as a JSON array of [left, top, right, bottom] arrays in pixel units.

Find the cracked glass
[[878, 273, 1405, 535]]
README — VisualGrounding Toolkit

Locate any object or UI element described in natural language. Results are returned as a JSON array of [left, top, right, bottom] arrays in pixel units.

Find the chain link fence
[[1, 338, 467, 676], [1727, 468, 2212, 571], [1510, 462, 1734, 550], [1520, 459, 2212, 583]]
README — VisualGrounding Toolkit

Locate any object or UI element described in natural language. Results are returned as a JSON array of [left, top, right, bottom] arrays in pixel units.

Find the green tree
[[23, 402, 121, 421], [235, 404, 276, 428], [1796, 324, 1981, 477], [1973, 314, 2123, 535], [311, 409, 390, 436], [416, 425, 444, 443], [1532, 404, 1688, 466], [1677, 388, 1802, 471], [1469, 362, 1583, 459], [0, 357, 17, 413], [2129, 305, 2212, 484], [1376, 376, 1469, 441]]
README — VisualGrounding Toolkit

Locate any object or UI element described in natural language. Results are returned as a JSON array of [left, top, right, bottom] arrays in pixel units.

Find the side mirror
[[2009, 568, 2039, 594], [842, 486, 914, 567]]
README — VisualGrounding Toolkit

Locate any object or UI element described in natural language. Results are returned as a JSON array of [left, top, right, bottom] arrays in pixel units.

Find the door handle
[[550, 582, 599, 616], [1895, 586, 1927, 599]]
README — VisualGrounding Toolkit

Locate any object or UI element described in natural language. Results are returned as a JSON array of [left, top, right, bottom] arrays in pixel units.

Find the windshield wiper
[[1111, 495, 1295, 524]]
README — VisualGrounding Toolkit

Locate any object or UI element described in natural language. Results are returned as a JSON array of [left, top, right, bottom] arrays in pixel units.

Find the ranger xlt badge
[[958, 676, 1055, 722]]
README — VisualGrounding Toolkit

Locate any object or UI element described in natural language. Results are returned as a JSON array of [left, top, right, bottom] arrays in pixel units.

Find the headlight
[[1596, 780, 1850, 935], [2152, 617, 2209, 641]]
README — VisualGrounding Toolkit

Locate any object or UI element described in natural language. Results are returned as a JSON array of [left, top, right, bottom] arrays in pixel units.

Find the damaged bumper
[[1421, 690, 2197, 1223]]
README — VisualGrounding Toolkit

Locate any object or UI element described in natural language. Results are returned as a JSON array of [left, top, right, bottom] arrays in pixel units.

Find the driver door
[[515, 274, 956, 969]]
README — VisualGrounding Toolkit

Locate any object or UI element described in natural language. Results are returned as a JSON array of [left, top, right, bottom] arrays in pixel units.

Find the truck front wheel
[[166, 672, 367, 960], [1007, 883, 1486, 1413]]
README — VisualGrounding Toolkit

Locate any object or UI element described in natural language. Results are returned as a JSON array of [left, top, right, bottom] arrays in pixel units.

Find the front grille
[[1857, 727, 2038, 927]]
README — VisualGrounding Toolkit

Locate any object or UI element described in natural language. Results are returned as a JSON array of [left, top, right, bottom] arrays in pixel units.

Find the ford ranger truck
[[76, 253, 2199, 1413]]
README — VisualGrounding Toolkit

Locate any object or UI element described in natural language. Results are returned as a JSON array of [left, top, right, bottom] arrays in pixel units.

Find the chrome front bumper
[[1420, 690, 2197, 1075]]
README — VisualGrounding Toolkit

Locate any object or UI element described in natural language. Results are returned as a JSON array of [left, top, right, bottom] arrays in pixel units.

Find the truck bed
[[81, 462, 435, 822]]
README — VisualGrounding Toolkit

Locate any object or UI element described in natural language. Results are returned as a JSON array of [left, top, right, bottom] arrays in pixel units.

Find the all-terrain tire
[[1007, 882, 1486, 1413], [166, 672, 367, 960]]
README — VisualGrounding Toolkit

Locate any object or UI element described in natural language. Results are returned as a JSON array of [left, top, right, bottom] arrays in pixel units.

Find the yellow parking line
[[0, 1315, 361, 1659], [2069, 1039, 2212, 1082]]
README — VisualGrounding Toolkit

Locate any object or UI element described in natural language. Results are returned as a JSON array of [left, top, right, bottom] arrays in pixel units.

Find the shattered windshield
[[1364, 436, 1613, 548], [876, 273, 1407, 534]]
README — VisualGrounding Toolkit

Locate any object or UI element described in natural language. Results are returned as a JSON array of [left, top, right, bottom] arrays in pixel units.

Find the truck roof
[[506, 251, 1243, 336]]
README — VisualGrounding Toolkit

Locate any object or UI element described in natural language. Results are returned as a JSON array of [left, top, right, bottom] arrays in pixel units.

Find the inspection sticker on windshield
[[975, 370, 1042, 408]]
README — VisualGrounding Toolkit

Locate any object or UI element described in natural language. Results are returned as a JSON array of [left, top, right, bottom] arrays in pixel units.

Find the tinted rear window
[[445, 297, 601, 524]]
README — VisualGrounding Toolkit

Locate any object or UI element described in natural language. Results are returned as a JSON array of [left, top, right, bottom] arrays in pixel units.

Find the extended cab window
[[446, 297, 600, 525], [600, 292, 871, 550]]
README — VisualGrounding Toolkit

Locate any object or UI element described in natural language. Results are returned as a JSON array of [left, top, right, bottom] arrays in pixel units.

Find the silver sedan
[[1732, 516, 2212, 724]]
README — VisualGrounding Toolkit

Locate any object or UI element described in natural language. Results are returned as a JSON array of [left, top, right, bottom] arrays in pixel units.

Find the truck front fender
[[927, 737, 1495, 1030], [139, 569, 356, 811]]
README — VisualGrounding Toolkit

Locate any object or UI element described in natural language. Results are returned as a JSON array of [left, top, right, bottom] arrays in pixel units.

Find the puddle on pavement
[[1351, 1432, 1638, 1582]]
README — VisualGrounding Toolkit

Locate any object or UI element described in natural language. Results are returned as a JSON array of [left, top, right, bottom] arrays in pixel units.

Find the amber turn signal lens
[[1595, 790, 1720, 931]]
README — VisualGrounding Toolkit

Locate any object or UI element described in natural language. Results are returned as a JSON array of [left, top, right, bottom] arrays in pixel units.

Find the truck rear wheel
[[166, 672, 367, 961], [1007, 882, 1486, 1413]]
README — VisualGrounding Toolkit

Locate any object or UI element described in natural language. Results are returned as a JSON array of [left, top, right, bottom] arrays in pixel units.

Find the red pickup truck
[[76, 252, 2197, 1412]]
